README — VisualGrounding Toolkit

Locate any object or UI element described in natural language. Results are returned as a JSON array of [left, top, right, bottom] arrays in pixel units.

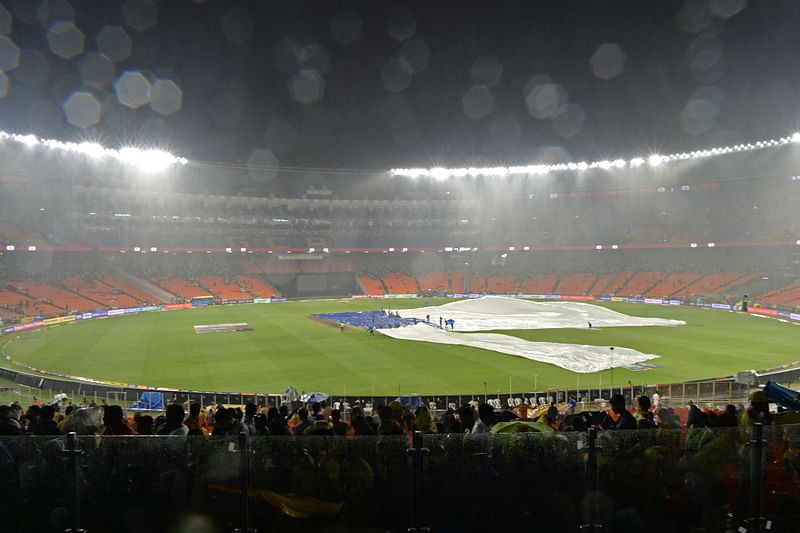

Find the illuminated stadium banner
[[254, 298, 272, 303], [383, 294, 419, 299]]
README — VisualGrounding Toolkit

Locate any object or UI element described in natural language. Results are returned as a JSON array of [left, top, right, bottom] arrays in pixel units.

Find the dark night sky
[[1, 0, 800, 171]]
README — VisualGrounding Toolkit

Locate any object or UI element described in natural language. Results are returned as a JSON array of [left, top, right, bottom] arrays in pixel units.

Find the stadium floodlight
[[388, 247, 395, 252], [690, 243, 698, 248], [611, 244, 619, 249], [323, 247, 329, 253], [133, 246, 141, 252], [523, 246, 530, 251], [6, 245, 14, 251], [401, 247, 408, 252], [150, 247, 157, 252], [27, 245, 36, 251], [240, 247, 246, 252], [793, 132, 800, 143], [648, 154, 663, 166], [508, 246, 515, 251], [707, 242, 716, 247]]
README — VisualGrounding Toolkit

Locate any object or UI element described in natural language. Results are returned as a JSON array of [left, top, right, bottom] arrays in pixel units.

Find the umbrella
[[491, 420, 553, 433], [300, 391, 330, 403], [765, 381, 800, 411]]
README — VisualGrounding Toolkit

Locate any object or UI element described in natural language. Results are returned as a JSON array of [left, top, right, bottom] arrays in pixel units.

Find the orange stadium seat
[[199, 275, 251, 301], [617, 272, 666, 297], [236, 275, 277, 298], [469, 275, 486, 293], [589, 273, 614, 295], [520, 274, 558, 294], [152, 278, 211, 299], [645, 273, 702, 298], [100, 276, 155, 304], [11, 280, 100, 313], [417, 272, 449, 292], [554, 273, 596, 295], [450, 272, 464, 294], [62, 276, 141, 308], [487, 275, 517, 294], [672, 272, 743, 298], [758, 281, 800, 307], [358, 276, 385, 295], [602, 271, 632, 295], [382, 273, 418, 294]]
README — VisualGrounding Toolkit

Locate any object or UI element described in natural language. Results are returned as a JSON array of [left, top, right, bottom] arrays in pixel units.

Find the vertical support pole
[[580, 427, 600, 532], [236, 431, 254, 533], [65, 431, 83, 533], [407, 430, 429, 532], [748, 423, 766, 533]]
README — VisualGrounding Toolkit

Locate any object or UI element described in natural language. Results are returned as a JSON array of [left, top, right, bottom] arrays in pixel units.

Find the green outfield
[[2, 298, 798, 395]]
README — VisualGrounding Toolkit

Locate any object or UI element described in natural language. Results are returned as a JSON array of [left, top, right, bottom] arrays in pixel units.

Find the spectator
[[330, 409, 349, 435], [413, 405, 438, 434], [157, 404, 188, 436], [0, 405, 23, 435], [135, 415, 155, 435], [242, 403, 257, 435], [603, 394, 637, 430], [267, 407, 290, 436], [185, 403, 208, 437], [102, 405, 135, 435], [350, 406, 375, 436], [253, 413, 269, 435], [310, 401, 323, 421], [377, 405, 404, 435], [32, 405, 61, 435], [457, 404, 475, 434], [741, 390, 772, 433], [62, 407, 102, 435], [293, 407, 314, 435], [472, 403, 495, 434], [635, 395, 655, 429]]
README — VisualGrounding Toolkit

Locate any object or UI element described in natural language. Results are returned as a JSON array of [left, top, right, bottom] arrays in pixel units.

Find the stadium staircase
[[617, 272, 666, 297], [9, 281, 98, 313], [198, 275, 252, 301], [602, 271, 633, 295], [108, 267, 173, 303], [357, 276, 386, 295], [382, 273, 418, 294], [645, 273, 702, 299], [151, 277, 210, 300], [235, 275, 278, 298], [717, 272, 762, 294], [62, 276, 141, 309], [417, 272, 450, 293], [100, 276, 158, 304], [554, 273, 596, 295], [589, 273, 614, 295], [520, 274, 558, 294]]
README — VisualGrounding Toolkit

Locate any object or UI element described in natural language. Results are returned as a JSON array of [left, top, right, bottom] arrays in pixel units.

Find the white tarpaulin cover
[[379, 297, 684, 372]]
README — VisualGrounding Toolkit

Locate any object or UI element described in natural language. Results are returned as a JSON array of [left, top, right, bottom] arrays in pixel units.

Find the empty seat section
[[469, 276, 486, 293], [589, 274, 614, 295], [100, 276, 155, 304], [63, 276, 140, 308], [382, 273, 417, 294], [358, 276, 385, 295], [603, 271, 632, 295], [450, 272, 464, 294], [758, 281, 800, 307], [152, 278, 211, 299], [487, 275, 517, 294], [645, 273, 702, 298], [236, 275, 276, 298], [672, 272, 741, 298], [554, 273, 596, 295], [617, 272, 666, 297], [12, 281, 99, 312], [239, 259, 262, 274], [520, 274, 558, 294], [417, 272, 449, 292], [199, 276, 250, 300]]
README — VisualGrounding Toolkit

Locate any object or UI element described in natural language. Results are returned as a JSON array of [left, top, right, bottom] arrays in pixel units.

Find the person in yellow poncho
[[413, 405, 438, 434]]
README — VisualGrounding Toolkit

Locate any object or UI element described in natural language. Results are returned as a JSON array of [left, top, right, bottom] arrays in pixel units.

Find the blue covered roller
[[764, 381, 800, 411]]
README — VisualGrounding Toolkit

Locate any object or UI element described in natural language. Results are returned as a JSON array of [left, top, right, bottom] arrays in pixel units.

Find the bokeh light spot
[[710, 0, 747, 19], [489, 115, 521, 147], [0, 36, 20, 71], [264, 120, 297, 154], [381, 56, 413, 93], [589, 43, 626, 80], [78, 52, 116, 89], [471, 55, 503, 87], [0, 4, 12, 36], [149, 78, 182, 115], [114, 70, 151, 108], [97, 26, 132, 63], [0, 71, 8, 98], [462, 85, 494, 120], [552, 103, 586, 138], [330, 9, 362, 44], [523, 77, 567, 119], [13, 49, 50, 85], [47, 21, 85, 60], [62, 91, 102, 128], [289, 69, 324, 105], [246, 149, 279, 182], [399, 38, 429, 74], [122, 0, 158, 32], [221, 5, 254, 43], [680, 96, 718, 135], [386, 5, 416, 41], [37, 0, 75, 26]]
